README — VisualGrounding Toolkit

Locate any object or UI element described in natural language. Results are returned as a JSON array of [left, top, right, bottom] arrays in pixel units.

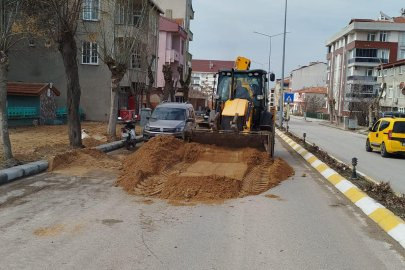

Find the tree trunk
[[183, 87, 189, 102], [145, 86, 152, 108], [0, 55, 13, 160], [107, 77, 120, 137], [59, 33, 82, 148]]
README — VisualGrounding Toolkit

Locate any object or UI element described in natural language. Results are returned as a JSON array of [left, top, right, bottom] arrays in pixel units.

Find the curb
[[0, 136, 143, 186], [276, 129, 405, 249]]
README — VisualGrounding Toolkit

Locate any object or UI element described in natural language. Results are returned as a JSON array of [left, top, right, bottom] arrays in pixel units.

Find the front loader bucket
[[190, 130, 273, 156]]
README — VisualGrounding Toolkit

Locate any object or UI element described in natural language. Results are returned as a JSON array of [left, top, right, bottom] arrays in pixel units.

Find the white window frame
[[398, 85, 403, 99], [131, 52, 141, 70], [388, 85, 393, 98], [380, 31, 388, 42], [401, 50, 405, 60], [83, 0, 100, 21], [117, 3, 125, 24], [82, 42, 98, 65], [366, 69, 373, 77], [400, 65, 403, 75], [384, 69, 388, 77], [390, 68, 394, 76], [367, 32, 376, 41]]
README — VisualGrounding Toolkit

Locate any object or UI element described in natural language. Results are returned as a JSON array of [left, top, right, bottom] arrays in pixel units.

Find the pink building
[[157, 16, 188, 91]]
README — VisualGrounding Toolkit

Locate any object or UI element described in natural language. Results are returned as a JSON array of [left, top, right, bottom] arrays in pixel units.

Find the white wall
[[291, 63, 327, 91]]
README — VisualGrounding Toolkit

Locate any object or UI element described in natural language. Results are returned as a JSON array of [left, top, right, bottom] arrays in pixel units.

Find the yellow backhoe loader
[[191, 57, 276, 156]]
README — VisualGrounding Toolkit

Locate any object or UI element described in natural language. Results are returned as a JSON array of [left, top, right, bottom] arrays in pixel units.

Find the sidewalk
[[289, 115, 369, 135]]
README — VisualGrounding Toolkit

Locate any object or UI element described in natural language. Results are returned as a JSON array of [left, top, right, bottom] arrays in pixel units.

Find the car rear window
[[393, 121, 405, 133], [379, 120, 390, 131]]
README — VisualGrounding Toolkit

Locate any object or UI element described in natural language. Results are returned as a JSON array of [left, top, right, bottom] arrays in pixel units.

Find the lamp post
[[253, 31, 289, 92], [278, 0, 289, 127]]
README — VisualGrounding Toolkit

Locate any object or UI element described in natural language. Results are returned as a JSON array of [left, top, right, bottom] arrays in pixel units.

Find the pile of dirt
[[82, 138, 104, 148], [48, 148, 120, 176], [117, 135, 295, 203]]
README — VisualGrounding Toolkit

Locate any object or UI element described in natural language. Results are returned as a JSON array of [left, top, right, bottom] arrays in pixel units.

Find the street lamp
[[279, 0, 289, 127], [253, 30, 290, 95]]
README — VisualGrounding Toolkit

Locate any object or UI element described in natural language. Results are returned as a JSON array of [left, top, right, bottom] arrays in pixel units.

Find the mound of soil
[[48, 148, 120, 176], [117, 135, 295, 203], [82, 138, 104, 148]]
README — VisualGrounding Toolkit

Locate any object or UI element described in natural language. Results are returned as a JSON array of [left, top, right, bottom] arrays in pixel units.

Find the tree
[[368, 59, 386, 127], [82, 0, 157, 137], [177, 65, 192, 102], [304, 95, 324, 113], [22, 0, 84, 148], [162, 63, 175, 101], [347, 83, 374, 126], [145, 55, 155, 108], [0, 0, 25, 161]]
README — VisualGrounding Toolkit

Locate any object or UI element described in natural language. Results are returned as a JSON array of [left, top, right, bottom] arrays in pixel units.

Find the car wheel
[[365, 139, 372, 152], [380, 142, 390, 158]]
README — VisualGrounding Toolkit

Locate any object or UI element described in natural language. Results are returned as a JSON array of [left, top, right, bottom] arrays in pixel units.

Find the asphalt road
[[287, 117, 405, 195], [0, 139, 404, 269]]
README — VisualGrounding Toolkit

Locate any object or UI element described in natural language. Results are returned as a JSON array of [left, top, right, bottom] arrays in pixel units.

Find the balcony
[[346, 76, 377, 83], [188, 30, 193, 41], [165, 49, 180, 63], [348, 58, 388, 64]]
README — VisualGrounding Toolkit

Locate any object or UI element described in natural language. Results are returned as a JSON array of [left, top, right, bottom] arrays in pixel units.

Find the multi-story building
[[158, 0, 194, 74], [325, 10, 405, 121], [274, 78, 290, 111], [8, 0, 163, 121], [290, 62, 327, 92], [190, 59, 234, 93], [157, 16, 188, 92], [375, 59, 405, 112]]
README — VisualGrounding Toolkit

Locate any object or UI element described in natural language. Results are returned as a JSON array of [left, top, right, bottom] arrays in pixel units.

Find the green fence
[[306, 112, 329, 120], [7, 107, 38, 117], [57, 107, 82, 116]]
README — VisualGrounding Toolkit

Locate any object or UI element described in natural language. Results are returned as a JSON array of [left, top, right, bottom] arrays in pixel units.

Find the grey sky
[[190, 0, 405, 82]]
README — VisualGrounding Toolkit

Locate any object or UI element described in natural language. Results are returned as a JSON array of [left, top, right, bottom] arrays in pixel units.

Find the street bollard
[[303, 133, 306, 146], [351, 157, 358, 180]]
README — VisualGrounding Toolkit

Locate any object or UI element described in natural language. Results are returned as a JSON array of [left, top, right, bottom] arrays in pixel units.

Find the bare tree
[[177, 65, 192, 102], [304, 95, 324, 113], [22, 0, 84, 148], [162, 63, 174, 101], [82, 0, 157, 137], [145, 55, 155, 108], [0, 0, 25, 161], [368, 59, 386, 127], [347, 83, 374, 126]]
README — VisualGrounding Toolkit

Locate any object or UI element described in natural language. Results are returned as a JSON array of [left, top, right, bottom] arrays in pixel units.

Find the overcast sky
[[190, 0, 405, 82]]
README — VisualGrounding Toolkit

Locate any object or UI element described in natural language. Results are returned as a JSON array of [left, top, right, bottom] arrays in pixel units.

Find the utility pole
[[278, 0, 288, 127]]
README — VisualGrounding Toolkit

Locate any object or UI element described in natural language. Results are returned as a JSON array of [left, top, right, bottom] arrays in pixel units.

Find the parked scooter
[[118, 117, 137, 150]]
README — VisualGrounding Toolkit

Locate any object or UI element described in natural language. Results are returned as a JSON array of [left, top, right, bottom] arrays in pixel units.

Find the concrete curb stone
[[0, 136, 144, 186], [276, 128, 405, 249]]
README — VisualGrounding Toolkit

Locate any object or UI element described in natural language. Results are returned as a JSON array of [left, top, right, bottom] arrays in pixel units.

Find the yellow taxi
[[366, 117, 405, 157]]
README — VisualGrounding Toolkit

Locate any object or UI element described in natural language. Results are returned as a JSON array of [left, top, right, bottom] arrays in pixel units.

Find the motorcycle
[[118, 117, 137, 150]]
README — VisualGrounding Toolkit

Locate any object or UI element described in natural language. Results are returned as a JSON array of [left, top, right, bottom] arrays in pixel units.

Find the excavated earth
[[117, 135, 295, 203]]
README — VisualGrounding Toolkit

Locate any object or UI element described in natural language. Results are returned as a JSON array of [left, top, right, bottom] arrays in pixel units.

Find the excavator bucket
[[190, 129, 273, 155]]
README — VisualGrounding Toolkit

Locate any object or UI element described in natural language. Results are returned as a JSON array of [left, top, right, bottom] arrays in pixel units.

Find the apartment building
[[8, 0, 163, 121], [158, 0, 194, 74], [375, 59, 405, 112], [157, 16, 188, 91], [190, 59, 234, 92], [325, 10, 405, 121], [290, 62, 327, 92]]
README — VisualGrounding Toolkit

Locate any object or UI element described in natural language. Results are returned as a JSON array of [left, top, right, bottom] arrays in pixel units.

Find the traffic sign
[[284, 93, 294, 103]]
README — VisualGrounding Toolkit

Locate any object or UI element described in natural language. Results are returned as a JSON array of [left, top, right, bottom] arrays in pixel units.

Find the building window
[[83, 0, 100, 21], [380, 31, 388, 42], [131, 2, 142, 25], [378, 49, 389, 60], [131, 50, 141, 69], [82, 42, 98, 64], [401, 50, 405, 60], [367, 33, 376, 41], [400, 66, 403, 74], [384, 69, 388, 77], [181, 40, 184, 55], [398, 85, 403, 98], [390, 68, 394, 76], [388, 85, 393, 98], [366, 69, 373, 76], [116, 3, 125, 24], [355, 48, 377, 58]]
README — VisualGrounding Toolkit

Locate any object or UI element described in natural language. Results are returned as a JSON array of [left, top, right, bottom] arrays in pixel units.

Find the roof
[[148, 0, 164, 14], [191, 59, 234, 73], [156, 102, 193, 109], [172, 18, 184, 27], [297, 87, 327, 94], [349, 17, 405, 25], [7, 82, 60, 97], [378, 58, 405, 69]]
